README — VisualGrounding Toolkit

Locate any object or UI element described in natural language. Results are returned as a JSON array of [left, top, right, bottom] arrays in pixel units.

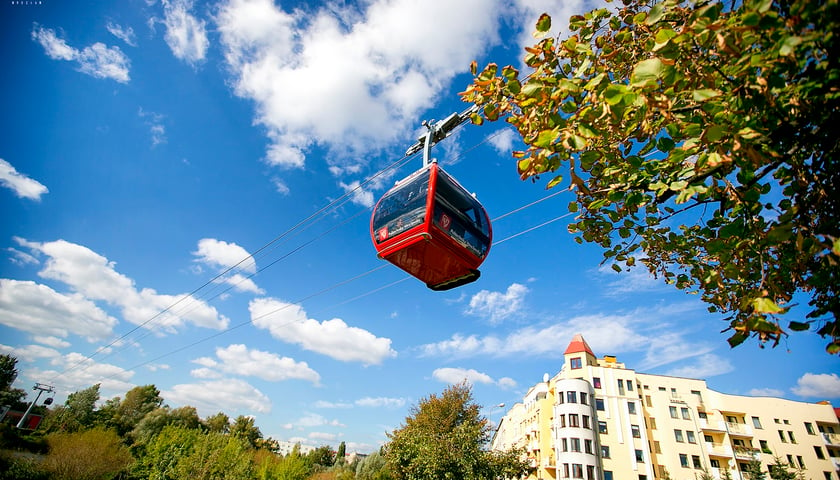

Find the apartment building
[[491, 334, 840, 480]]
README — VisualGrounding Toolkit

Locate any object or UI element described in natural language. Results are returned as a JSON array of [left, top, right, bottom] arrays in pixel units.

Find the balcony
[[700, 419, 726, 432], [706, 442, 734, 458], [733, 446, 760, 461], [726, 422, 754, 437], [823, 432, 840, 446]]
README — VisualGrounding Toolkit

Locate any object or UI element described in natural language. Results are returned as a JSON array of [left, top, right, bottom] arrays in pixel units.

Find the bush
[[41, 427, 133, 480]]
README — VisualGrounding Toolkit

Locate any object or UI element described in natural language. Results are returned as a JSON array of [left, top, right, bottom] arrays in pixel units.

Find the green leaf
[[728, 332, 747, 348], [534, 129, 559, 148], [788, 321, 810, 332], [611, 263, 622, 272], [569, 134, 587, 150], [645, 3, 665, 25], [535, 13, 552, 34], [779, 36, 802, 56], [604, 83, 630, 105], [828, 343, 840, 355], [657, 136, 675, 152], [469, 113, 484, 125], [692, 89, 721, 101], [752, 297, 784, 314], [630, 58, 664, 87], [546, 174, 563, 189]]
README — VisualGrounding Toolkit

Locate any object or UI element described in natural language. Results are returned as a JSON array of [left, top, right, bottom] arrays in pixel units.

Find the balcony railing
[[726, 422, 753, 436], [823, 432, 840, 446], [706, 442, 733, 458], [733, 446, 760, 460]]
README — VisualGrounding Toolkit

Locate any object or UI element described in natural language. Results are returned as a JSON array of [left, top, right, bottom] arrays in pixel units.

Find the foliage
[[129, 405, 201, 447], [742, 459, 767, 480], [356, 451, 392, 480], [0, 354, 27, 410], [41, 427, 133, 480], [203, 411, 231, 434], [768, 457, 797, 480], [230, 414, 263, 449], [385, 382, 529, 480], [337, 440, 347, 464], [43, 383, 101, 433], [309, 445, 337, 468], [100, 384, 164, 436], [253, 448, 312, 480], [461, 0, 840, 353], [0, 452, 49, 480]]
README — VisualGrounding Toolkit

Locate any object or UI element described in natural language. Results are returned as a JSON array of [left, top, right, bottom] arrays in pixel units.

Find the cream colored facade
[[491, 335, 840, 480]]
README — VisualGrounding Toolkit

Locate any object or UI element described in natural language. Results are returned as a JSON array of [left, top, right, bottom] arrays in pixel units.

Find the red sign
[[377, 227, 388, 241]]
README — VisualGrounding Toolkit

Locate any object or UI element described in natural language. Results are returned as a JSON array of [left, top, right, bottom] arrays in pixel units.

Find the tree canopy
[[385, 382, 528, 480], [461, 0, 839, 353]]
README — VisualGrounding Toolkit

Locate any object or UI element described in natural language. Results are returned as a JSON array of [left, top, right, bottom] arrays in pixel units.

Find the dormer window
[[570, 357, 582, 369]]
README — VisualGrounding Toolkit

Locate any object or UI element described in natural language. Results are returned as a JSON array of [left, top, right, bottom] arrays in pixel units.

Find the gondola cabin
[[371, 163, 492, 290]]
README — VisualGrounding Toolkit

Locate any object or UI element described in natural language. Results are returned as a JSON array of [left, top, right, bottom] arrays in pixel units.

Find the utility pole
[[16, 382, 54, 429]]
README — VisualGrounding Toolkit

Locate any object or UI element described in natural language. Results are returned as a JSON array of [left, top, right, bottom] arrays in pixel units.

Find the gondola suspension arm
[[404, 105, 480, 167]]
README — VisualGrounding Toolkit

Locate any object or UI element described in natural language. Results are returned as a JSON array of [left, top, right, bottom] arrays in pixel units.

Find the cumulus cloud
[[0, 159, 49, 201], [487, 129, 517, 156], [215, 0, 501, 175], [18, 238, 228, 332], [791, 373, 840, 398], [161, 0, 209, 64], [432, 367, 517, 389], [33, 336, 71, 349], [285, 412, 344, 430], [32, 26, 130, 83], [106, 22, 137, 46], [355, 397, 407, 409], [163, 378, 271, 416], [0, 279, 117, 341], [29, 352, 135, 399], [662, 353, 734, 379], [193, 238, 256, 273], [250, 298, 396, 365], [0, 343, 61, 363], [194, 344, 320, 384], [466, 283, 528, 324]]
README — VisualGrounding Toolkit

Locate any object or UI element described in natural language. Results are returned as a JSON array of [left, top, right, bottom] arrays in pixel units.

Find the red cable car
[[371, 160, 492, 291], [371, 107, 491, 290]]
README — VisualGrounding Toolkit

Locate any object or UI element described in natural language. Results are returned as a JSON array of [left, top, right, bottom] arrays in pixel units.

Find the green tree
[[230, 414, 263, 449], [337, 440, 346, 464], [129, 405, 201, 447], [385, 382, 528, 480], [461, 0, 840, 353], [203, 411, 230, 434], [41, 427, 133, 480], [308, 445, 336, 468], [0, 354, 27, 410], [254, 448, 312, 480], [743, 459, 767, 480], [100, 384, 163, 436], [768, 457, 797, 480], [356, 450, 392, 480], [43, 384, 100, 433]]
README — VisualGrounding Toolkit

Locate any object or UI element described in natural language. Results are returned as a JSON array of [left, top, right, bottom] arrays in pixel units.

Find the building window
[[779, 430, 787, 442], [569, 414, 579, 427], [559, 414, 566, 427], [571, 438, 581, 452], [595, 398, 605, 411], [788, 431, 796, 443], [681, 407, 691, 420], [584, 439, 593, 454], [587, 465, 595, 480], [670, 406, 678, 418], [727, 415, 738, 423], [563, 464, 570, 478], [631, 424, 641, 438], [674, 429, 684, 442], [680, 454, 689, 468], [604, 471, 613, 480], [704, 435, 713, 443], [823, 473, 832, 480], [582, 415, 590, 429], [572, 464, 583, 478], [571, 357, 582, 369], [815, 446, 826, 459], [628, 402, 637, 415], [618, 381, 625, 396], [580, 392, 588, 405], [692, 455, 702, 469], [775, 418, 781, 424], [645, 395, 652, 407], [601, 445, 611, 458], [593, 377, 601, 389], [567, 391, 577, 403], [658, 386, 666, 391], [598, 421, 608, 434], [806, 422, 815, 435], [626, 380, 634, 391], [760, 440, 770, 454], [797, 456, 804, 468], [686, 431, 696, 443], [635, 449, 644, 462], [557, 392, 564, 404], [698, 411, 707, 420], [752, 416, 763, 429], [650, 417, 657, 429], [783, 419, 790, 425], [711, 459, 720, 468], [561, 438, 568, 452]]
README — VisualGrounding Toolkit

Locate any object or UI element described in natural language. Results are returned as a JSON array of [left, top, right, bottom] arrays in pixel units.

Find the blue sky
[[1, 0, 837, 454]]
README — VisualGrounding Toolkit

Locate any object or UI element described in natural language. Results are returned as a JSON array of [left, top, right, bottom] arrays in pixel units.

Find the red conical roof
[[564, 334, 594, 357]]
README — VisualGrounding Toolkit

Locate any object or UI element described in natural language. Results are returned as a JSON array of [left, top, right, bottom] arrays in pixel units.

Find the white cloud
[[0, 159, 49, 201], [205, 344, 320, 384], [8, 247, 39, 266], [215, 0, 502, 171], [163, 378, 271, 416], [309, 431, 338, 441], [487, 128, 517, 156], [29, 352, 135, 399], [162, 0, 209, 65], [748, 388, 784, 397], [339, 180, 375, 208], [433, 367, 494, 385], [663, 353, 734, 379], [193, 238, 256, 273], [791, 373, 840, 398], [33, 336, 71, 349], [314, 400, 353, 409], [498, 377, 517, 389], [355, 397, 407, 409], [0, 279, 117, 341], [466, 283, 528, 324], [598, 262, 665, 296], [250, 298, 396, 365], [0, 343, 61, 362], [138, 108, 167, 147], [20, 238, 228, 332], [106, 22, 137, 46], [190, 367, 223, 379], [32, 26, 130, 83]]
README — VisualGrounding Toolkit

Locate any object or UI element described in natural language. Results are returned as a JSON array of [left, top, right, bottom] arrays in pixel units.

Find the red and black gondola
[[370, 162, 492, 291]]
